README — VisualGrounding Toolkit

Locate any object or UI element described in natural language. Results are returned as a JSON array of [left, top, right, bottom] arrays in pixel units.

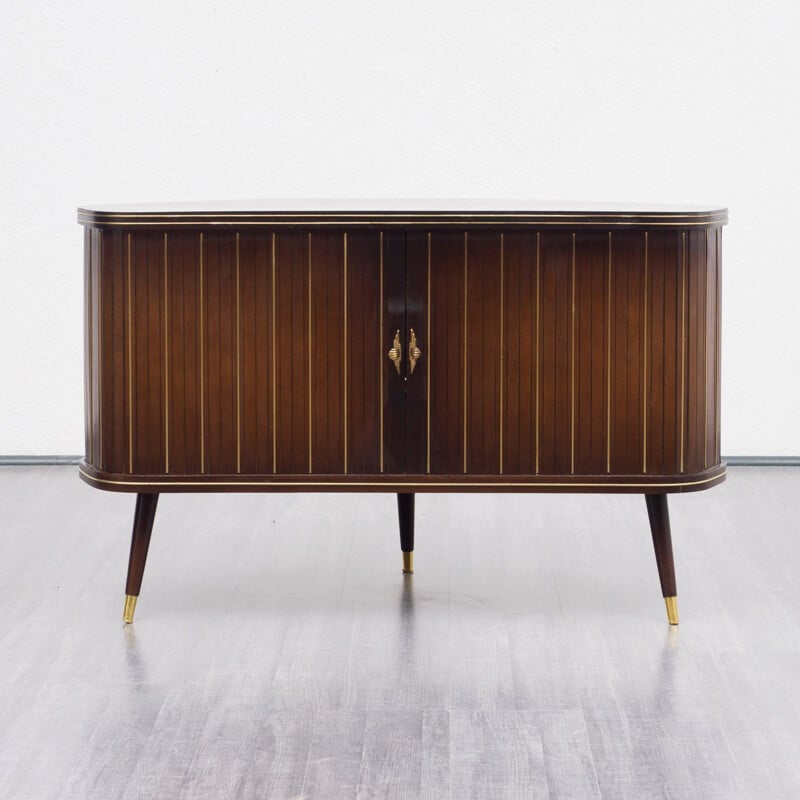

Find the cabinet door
[[97, 228, 397, 479]]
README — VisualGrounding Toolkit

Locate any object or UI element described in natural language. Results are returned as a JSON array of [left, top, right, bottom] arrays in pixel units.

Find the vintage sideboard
[[78, 201, 726, 624]]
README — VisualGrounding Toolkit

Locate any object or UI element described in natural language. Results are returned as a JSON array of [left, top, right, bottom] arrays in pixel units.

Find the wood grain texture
[[82, 218, 725, 492]]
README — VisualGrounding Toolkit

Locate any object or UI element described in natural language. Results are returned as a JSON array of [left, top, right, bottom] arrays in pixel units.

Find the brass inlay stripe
[[164, 232, 169, 474], [680, 231, 687, 474], [379, 232, 384, 473], [343, 232, 348, 474], [272, 233, 277, 474], [426, 232, 432, 475], [199, 232, 205, 474], [236, 232, 241, 474], [97, 230, 103, 467], [87, 230, 93, 465], [535, 232, 540, 475], [716, 228, 722, 460], [98, 231, 103, 466], [570, 232, 576, 475], [704, 228, 709, 469], [643, 231, 648, 474], [84, 228, 89, 462], [308, 231, 313, 474], [499, 233, 504, 475], [127, 232, 133, 474], [79, 465, 727, 491], [463, 231, 468, 475], [89, 230, 93, 463], [607, 232, 612, 474]]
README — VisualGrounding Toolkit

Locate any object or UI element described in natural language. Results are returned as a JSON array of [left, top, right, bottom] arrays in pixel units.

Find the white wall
[[1, 1, 798, 455]]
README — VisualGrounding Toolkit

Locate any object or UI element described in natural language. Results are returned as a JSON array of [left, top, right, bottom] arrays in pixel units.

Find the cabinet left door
[[85, 227, 396, 481]]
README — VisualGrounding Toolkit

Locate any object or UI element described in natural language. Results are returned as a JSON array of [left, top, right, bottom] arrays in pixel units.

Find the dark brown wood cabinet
[[79, 201, 727, 625]]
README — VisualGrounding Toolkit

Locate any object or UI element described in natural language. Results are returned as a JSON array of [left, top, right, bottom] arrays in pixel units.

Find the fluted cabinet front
[[83, 224, 722, 492]]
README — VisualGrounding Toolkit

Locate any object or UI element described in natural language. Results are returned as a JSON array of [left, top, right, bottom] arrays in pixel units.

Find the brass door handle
[[388, 329, 402, 375], [409, 328, 422, 374]]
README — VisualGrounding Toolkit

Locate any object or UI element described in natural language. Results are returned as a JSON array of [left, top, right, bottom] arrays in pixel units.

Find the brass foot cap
[[664, 596, 679, 625], [123, 594, 138, 624], [402, 551, 414, 574]]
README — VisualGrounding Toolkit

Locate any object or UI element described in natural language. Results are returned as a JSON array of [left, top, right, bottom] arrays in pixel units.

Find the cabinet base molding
[[78, 464, 726, 494]]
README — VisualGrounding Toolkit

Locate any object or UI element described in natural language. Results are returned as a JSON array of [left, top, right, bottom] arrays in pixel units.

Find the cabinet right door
[[407, 227, 720, 481]]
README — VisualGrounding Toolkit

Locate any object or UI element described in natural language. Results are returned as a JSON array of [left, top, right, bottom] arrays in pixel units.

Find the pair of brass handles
[[388, 329, 422, 375]]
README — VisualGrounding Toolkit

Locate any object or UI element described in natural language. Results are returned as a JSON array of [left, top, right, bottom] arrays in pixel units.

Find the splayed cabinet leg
[[397, 493, 414, 573], [645, 493, 679, 624], [123, 493, 159, 623]]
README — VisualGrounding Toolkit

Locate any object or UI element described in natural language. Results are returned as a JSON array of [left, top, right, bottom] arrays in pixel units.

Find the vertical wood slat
[[463, 233, 468, 474], [643, 231, 648, 474], [165, 232, 201, 475], [685, 229, 707, 475], [680, 231, 687, 473], [538, 232, 572, 475], [272, 233, 277, 474], [573, 232, 608, 476], [83, 227, 91, 462], [99, 230, 127, 474], [238, 231, 274, 475], [428, 232, 465, 474], [499, 233, 504, 475], [570, 233, 575, 474], [705, 227, 719, 470], [380, 232, 384, 473], [646, 231, 681, 476], [343, 233, 348, 474], [309, 231, 344, 474], [164, 233, 169, 473], [536, 232, 540, 475], [608, 231, 646, 475], [272, 230, 310, 473], [236, 233, 240, 474], [716, 228, 722, 461], [128, 232, 164, 475], [199, 232, 204, 473], [405, 231, 433, 475], [201, 232, 237, 475], [345, 231, 382, 474], [382, 232, 407, 475], [501, 231, 537, 475], [464, 232, 502, 475], [91, 229, 103, 469], [427, 232, 431, 474]]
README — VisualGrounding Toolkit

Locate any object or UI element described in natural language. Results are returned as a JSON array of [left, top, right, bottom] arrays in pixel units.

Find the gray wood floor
[[0, 467, 798, 799]]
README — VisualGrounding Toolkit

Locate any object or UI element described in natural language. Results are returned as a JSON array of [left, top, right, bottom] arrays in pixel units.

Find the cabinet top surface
[[78, 199, 728, 227]]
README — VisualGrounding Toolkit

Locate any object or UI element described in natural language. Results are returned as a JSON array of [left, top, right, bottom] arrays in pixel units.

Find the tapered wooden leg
[[645, 493, 679, 624], [123, 493, 159, 623], [397, 493, 415, 573]]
